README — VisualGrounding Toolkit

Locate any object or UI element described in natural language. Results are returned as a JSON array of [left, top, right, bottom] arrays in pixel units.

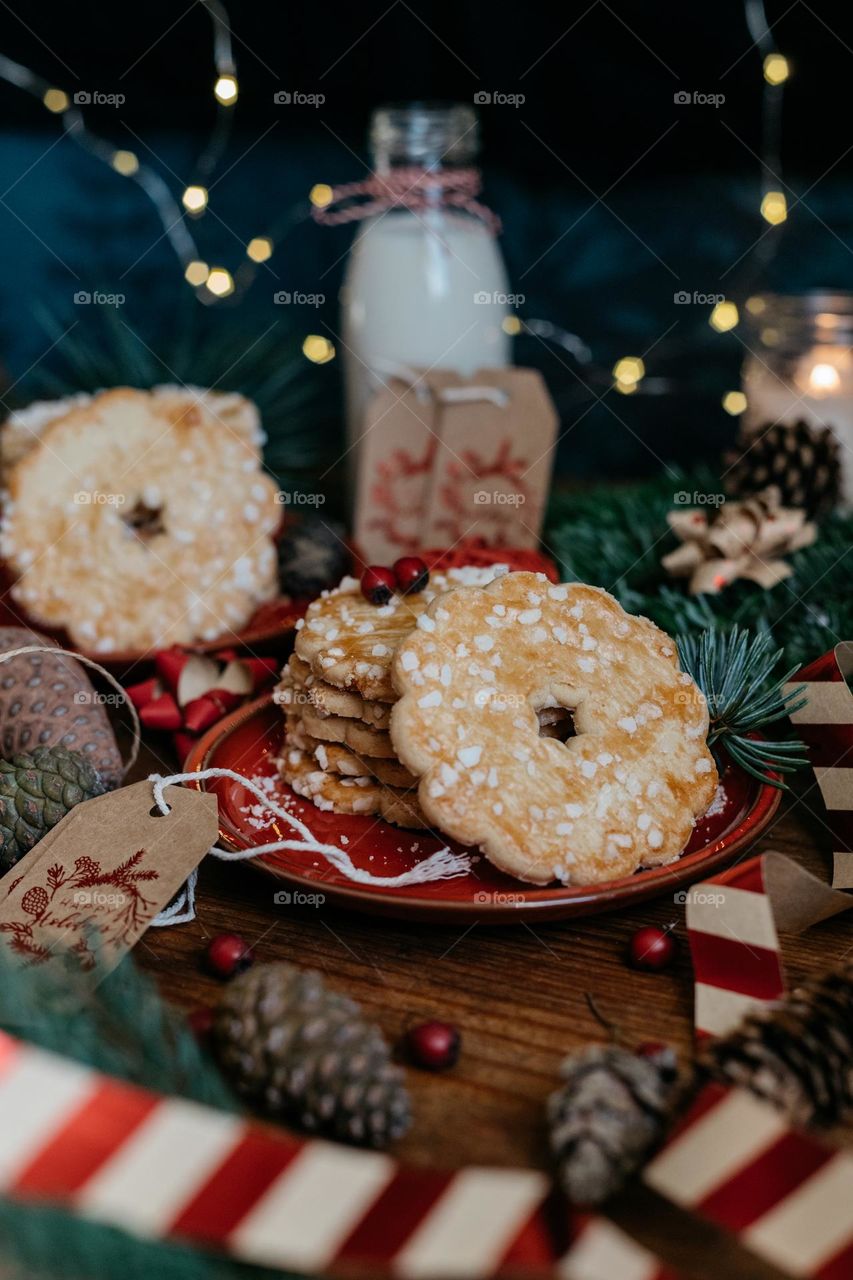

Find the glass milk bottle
[[341, 102, 512, 449]]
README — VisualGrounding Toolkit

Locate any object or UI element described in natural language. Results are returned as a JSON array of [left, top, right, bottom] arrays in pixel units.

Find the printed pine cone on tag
[[702, 959, 853, 1127], [213, 962, 411, 1148], [0, 745, 105, 873], [548, 1044, 679, 1205], [724, 420, 841, 518]]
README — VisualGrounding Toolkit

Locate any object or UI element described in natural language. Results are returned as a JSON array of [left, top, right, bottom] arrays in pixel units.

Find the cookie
[[285, 714, 415, 787], [294, 565, 508, 702], [0, 388, 279, 652], [276, 654, 392, 729], [298, 705, 396, 759], [278, 746, 427, 828], [390, 573, 717, 886]]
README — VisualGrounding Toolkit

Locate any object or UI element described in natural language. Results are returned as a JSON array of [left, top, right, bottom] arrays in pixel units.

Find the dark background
[[0, 0, 851, 484]]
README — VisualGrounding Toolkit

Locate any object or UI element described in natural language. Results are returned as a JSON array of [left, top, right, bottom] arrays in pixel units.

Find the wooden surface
[[132, 733, 850, 1280]]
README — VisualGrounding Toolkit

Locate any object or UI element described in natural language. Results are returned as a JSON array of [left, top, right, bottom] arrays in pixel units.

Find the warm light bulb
[[247, 236, 273, 263], [214, 75, 238, 105], [808, 362, 841, 395], [502, 315, 522, 336], [206, 267, 234, 298], [111, 150, 139, 176], [722, 390, 747, 415], [184, 260, 210, 286], [302, 335, 335, 364], [309, 183, 334, 208], [709, 301, 739, 333], [182, 185, 208, 213], [763, 53, 790, 85], [761, 191, 787, 225], [612, 356, 645, 386], [43, 88, 69, 113], [745, 295, 766, 316]]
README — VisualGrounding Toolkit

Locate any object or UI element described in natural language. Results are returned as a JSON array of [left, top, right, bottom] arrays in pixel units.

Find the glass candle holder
[[741, 292, 853, 507]]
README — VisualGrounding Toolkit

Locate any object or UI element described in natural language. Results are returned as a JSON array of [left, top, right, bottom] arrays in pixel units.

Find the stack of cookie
[[275, 565, 506, 829]]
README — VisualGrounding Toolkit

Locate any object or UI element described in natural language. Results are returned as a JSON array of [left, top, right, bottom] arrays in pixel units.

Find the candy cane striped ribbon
[[644, 643, 853, 1276], [784, 642, 853, 887], [0, 1029, 676, 1279]]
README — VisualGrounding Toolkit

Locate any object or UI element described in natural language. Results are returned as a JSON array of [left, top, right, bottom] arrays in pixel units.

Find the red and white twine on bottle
[[312, 166, 501, 233]]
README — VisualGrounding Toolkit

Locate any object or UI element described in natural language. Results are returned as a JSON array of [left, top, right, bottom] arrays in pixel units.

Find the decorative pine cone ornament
[[0, 745, 105, 873], [662, 485, 816, 594], [724, 419, 841, 518], [701, 959, 853, 1127], [277, 517, 351, 598], [547, 1043, 679, 1204], [213, 962, 411, 1148], [0, 627, 122, 787]]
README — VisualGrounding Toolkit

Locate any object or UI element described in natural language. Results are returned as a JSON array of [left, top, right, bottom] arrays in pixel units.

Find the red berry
[[628, 925, 677, 971], [205, 933, 253, 978], [361, 565, 396, 605], [405, 1020, 460, 1071], [187, 1006, 215, 1042], [393, 556, 430, 594]]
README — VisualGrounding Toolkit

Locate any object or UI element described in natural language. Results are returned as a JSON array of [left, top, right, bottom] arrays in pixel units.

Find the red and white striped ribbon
[[644, 645, 853, 1277], [0, 1029, 675, 1279], [784, 642, 853, 887]]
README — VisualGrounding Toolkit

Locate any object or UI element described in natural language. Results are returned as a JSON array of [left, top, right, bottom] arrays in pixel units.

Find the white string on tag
[[370, 360, 510, 408], [148, 768, 472, 927]]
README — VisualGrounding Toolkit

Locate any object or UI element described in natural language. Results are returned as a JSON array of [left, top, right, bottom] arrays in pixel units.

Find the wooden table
[[132, 734, 850, 1280]]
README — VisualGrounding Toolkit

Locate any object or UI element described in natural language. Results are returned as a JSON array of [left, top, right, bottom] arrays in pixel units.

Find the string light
[[760, 190, 787, 225], [214, 74, 238, 105], [184, 260, 210, 286], [182, 185, 209, 213], [42, 87, 68, 113], [309, 183, 334, 209], [612, 356, 645, 393], [303, 335, 335, 364], [709, 301, 739, 333], [763, 53, 790, 85], [745, 295, 767, 315], [111, 150, 139, 176], [247, 236, 273, 262], [808, 363, 841, 395], [722, 390, 747, 414], [501, 315, 522, 336], [205, 267, 234, 297]]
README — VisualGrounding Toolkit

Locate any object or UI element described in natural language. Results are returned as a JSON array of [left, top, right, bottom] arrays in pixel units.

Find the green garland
[[545, 469, 853, 671]]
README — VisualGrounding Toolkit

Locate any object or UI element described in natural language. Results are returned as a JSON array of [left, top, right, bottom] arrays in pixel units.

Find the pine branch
[[676, 627, 809, 789]]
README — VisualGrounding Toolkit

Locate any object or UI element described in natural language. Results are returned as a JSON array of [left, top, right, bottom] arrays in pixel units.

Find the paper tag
[[353, 367, 557, 561], [0, 782, 218, 974], [353, 376, 440, 563], [421, 367, 557, 548]]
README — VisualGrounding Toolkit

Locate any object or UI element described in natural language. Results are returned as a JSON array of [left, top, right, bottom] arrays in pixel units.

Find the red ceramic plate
[[185, 695, 783, 923]]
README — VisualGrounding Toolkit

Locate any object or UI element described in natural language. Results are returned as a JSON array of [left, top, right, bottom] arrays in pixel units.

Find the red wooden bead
[[361, 565, 396, 605], [405, 1020, 460, 1070], [627, 925, 677, 971], [205, 933, 254, 978], [393, 556, 430, 594]]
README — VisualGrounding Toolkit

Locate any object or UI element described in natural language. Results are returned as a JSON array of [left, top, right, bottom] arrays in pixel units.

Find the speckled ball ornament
[[0, 627, 122, 788]]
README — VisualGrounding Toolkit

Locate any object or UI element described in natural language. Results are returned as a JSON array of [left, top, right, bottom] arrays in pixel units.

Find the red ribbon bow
[[125, 647, 279, 762]]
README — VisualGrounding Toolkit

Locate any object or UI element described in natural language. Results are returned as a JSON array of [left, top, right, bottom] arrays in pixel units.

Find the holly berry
[[405, 1020, 460, 1071], [393, 556, 430, 594], [627, 925, 677, 972], [187, 1006, 215, 1042], [205, 932, 254, 979], [361, 565, 396, 605]]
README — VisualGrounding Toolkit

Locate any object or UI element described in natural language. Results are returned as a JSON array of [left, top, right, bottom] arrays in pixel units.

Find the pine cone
[[277, 518, 351, 598], [724, 419, 841, 518], [548, 1044, 679, 1205], [0, 746, 105, 874], [213, 962, 411, 1148], [702, 962, 853, 1127]]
